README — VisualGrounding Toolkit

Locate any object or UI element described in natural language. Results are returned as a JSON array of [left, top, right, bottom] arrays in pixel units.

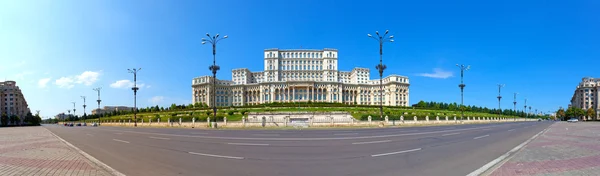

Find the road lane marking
[[227, 143, 269, 146], [468, 128, 549, 176], [252, 134, 280, 136], [480, 128, 492, 130], [371, 148, 422, 157], [442, 132, 460, 136], [149, 136, 170, 140], [508, 129, 515, 131], [112, 139, 130, 144], [352, 140, 392, 145], [188, 152, 244, 160], [474, 135, 490, 140], [334, 133, 358, 136], [97, 123, 514, 141], [86, 134, 94, 136]]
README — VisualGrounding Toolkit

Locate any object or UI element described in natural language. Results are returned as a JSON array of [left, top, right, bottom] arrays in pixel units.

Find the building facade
[[570, 77, 599, 120], [0, 81, 30, 118], [92, 106, 134, 115], [192, 48, 410, 107]]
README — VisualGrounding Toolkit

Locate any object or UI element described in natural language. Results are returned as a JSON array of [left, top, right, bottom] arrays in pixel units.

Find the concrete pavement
[[45, 121, 551, 176], [489, 122, 600, 176], [0, 126, 118, 176]]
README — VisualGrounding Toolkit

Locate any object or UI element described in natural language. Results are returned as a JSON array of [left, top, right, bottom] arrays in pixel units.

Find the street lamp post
[[497, 84, 505, 120], [67, 109, 71, 123], [368, 30, 394, 123], [81, 96, 86, 123], [93, 87, 102, 125], [456, 64, 470, 121], [513, 93, 518, 121], [524, 98, 527, 119], [128, 68, 141, 127], [529, 106, 532, 118], [202, 33, 228, 128], [71, 102, 76, 120]]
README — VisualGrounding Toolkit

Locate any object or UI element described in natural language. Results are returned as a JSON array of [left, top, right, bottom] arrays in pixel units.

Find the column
[[270, 87, 275, 103], [292, 87, 295, 102]]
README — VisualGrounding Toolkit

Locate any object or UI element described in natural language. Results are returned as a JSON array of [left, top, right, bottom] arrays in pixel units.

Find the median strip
[[352, 140, 392, 145], [227, 143, 269, 146], [188, 152, 244, 160], [112, 139, 130, 144], [371, 148, 422, 157], [474, 135, 490, 140]]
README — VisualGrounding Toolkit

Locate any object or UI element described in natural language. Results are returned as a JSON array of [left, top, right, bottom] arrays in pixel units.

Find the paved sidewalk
[[490, 122, 600, 176], [0, 126, 114, 176]]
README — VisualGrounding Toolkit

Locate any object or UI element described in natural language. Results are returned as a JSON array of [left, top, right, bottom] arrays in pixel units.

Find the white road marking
[[97, 123, 514, 141], [508, 129, 515, 131], [371, 148, 422, 157], [227, 143, 269, 146], [252, 134, 280, 136], [442, 132, 460, 136], [474, 135, 490, 140], [467, 128, 549, 176], [112, 139, 130, 144], [188, 152, 244, 160], [352, 140, 392, 145], [334, 133, 358, 136], [480, 128, 492, 130], [149, 136, 170, 140], [86, 134, 94, 136]]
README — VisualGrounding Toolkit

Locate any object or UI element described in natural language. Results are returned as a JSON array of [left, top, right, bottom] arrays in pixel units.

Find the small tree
[[587, 108, 596, 121], [557, 108, 565, 121], [0, 114, 8, 126]]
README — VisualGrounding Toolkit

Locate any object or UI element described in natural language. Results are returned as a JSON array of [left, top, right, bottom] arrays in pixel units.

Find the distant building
[[192, 48, 410, 107], [92, 106, 134, 115], [570, 77, 599, 120], [54, 113, 68, 120], [0, 81, 31, 118]]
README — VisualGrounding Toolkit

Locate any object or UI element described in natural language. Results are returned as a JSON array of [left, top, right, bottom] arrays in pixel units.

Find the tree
[[557, 108, 565, 120], [0, 114, 8, 126], [416, 100, 427, 108], [170, 103, 177, 110], [587, 108, 596, 121], [9, 115, 18, 125]]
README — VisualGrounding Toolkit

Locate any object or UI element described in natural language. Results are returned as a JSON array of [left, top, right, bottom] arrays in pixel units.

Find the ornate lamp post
[[202, 33, 228, 128], [513, 93, 518, 121], [128, 68, 141, 127], [497, 84, 505, 120], [456, 64, 470, 121], [81, 96, 86, 123], [71, 102, 76, 120], [524, 98, 527, 119], [367, 30, 394, 122], [93, 87, 102, 125]]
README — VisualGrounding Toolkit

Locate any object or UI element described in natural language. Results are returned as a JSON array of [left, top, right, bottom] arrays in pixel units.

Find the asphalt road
[[44, 121, 552, 176]]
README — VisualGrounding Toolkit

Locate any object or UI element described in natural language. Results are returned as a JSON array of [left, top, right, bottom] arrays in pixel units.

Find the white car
[[567, 118, 579, 123]]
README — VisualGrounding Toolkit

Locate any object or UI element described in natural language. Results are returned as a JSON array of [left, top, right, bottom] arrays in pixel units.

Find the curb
[[467, 123, 552, 176], [44, 127, 126, 176]]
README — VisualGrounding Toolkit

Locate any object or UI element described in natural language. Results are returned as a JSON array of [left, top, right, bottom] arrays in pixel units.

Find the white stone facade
[[192, 48, 410, 107], [570, 77, 599, 119]]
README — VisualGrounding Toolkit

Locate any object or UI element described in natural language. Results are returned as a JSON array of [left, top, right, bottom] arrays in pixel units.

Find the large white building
[[192, 48, 410, 107], [570, 77, 599, 120]]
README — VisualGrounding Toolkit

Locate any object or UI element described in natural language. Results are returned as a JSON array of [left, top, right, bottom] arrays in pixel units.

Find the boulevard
[[45, 121, 551, 176]]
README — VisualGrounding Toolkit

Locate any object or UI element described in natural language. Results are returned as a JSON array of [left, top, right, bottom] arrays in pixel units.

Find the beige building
[[570, 77, 599, 120], [192, 48, 410, 107], [92, 106, 134, 115], [0, 81, 30, 118]]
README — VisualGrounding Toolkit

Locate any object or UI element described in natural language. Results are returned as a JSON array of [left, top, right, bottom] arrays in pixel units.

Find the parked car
[[537, 118, 542, 121], [567, 118, 579, 123], [76, 123, 82, 126], [69, 123, 74, 127], [83, 123, 87, 126], [92, 123, 98, 127]]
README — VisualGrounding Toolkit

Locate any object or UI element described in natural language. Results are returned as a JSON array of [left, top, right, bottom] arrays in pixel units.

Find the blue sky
[[1, 0, 598, 118]]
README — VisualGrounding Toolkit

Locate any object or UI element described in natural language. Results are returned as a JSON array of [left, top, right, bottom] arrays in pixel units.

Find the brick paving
[[0, 126, 113, 176], [491, 122, 600, 176]]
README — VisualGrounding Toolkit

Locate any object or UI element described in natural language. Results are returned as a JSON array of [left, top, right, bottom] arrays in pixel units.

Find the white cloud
[[38, 78, 51, 88], [54, 71, 101, 89], [110, 79, 147, 89], [14, 71, 35, 80], [55, 77, 75, 89], [417, 68, 454, 79], [110, 80, 133, 88], [149, 96, 164, 104], [75, 71, 100, 86]]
